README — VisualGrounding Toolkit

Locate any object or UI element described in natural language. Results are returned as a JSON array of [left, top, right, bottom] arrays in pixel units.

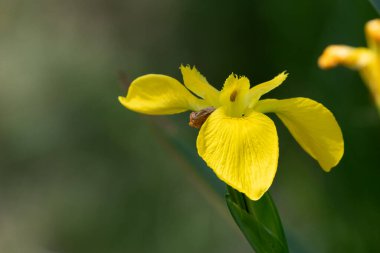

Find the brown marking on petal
[[230, 90, 238, 102], [189, 107, 215, 128]]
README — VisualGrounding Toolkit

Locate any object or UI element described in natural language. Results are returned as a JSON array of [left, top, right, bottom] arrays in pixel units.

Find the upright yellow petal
[[255, 98, 344, 171], [197, 107, 279, 200], [219, 74, 250, 117], [180, 65, 220, 106], [248, 72, 288, 108], [365, 19, 380, 52], [365, 20, 380, 108], [119, 74, 207, 115]]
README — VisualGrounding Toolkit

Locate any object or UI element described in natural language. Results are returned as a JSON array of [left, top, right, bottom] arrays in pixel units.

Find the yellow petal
[[255, 98, 344, 171], [119, 74, 207, 115], [219, 74, 250, 117], [248, 72, 288, 108], [364, 20, 380, 107], [365, 19, 380, 49], [180, 65, 220, 106], [196, 107, 278, 200], [318, 45, 374, 69]]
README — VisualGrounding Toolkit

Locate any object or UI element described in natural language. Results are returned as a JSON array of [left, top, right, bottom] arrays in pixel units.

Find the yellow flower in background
[[119, 65, 344, 200], [319, 19, 380, 110]]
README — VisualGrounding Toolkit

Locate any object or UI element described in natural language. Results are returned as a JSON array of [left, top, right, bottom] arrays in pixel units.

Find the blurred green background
[[1, 0, 379, 252]]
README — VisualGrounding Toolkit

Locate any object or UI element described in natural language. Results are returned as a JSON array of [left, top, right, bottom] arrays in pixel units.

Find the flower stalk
[[226, 186, 289, 253]]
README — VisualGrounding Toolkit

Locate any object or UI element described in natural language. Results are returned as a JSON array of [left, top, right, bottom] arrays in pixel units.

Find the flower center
[[219, 75, 251, 118]]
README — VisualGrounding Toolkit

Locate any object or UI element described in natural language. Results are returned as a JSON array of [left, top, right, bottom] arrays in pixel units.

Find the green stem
[[226, 186, 289, 253], [226, 185, 247, 211]]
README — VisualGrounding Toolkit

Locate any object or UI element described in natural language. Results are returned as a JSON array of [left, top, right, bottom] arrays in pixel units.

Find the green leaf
[[226, 186, 289, 253], [370, 0, 380, 14]]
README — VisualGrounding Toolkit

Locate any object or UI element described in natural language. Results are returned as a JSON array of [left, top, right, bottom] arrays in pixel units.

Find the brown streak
[[230, 90, 238, 102]]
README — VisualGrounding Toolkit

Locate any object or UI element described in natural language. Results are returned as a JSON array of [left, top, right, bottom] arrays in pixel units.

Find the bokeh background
[[1, 0, 379, 252]]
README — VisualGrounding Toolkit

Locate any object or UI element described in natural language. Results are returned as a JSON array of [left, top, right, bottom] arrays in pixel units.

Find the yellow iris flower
[[319, 19, 380, 110], [119, 65, 344, 200]]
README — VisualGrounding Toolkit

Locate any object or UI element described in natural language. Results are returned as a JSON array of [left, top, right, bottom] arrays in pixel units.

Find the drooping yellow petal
[[219, 74, 251, 117], [318, 45, 374, 70], [248, 72, 288, 108], [119, 74, 208, 115], [196, 107, 279, 200], [180, 65, 220, 106], [255, 98, 344, 171]]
